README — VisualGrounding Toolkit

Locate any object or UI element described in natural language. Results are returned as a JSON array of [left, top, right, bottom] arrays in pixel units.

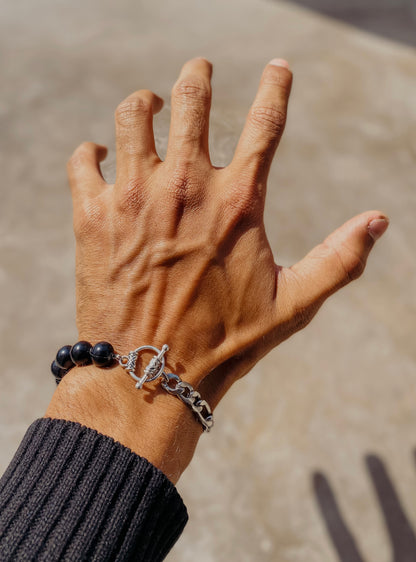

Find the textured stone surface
[[0, 0, 415, 560]]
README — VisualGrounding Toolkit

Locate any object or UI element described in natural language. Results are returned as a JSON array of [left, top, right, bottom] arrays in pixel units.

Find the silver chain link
[[114, 345, 214, 432], [161, 373, 214, 432]]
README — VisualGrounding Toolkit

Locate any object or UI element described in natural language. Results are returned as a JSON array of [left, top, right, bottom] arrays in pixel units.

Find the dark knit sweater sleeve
[[0, 418, 188, 561]]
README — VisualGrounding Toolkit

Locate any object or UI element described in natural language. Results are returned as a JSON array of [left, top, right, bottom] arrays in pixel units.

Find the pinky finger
[[67, 142, 108, 200]]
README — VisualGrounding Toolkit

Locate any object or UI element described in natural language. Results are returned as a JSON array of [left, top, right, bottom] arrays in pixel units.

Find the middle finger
[[166, 58, 213, 161]]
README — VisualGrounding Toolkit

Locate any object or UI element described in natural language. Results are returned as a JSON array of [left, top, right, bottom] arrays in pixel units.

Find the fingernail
[[269, 58, 290, 69], [368, 218, 389, 241]]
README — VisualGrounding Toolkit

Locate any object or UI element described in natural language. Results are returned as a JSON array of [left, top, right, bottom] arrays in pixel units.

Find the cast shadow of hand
[[313, 452, 416, 562]]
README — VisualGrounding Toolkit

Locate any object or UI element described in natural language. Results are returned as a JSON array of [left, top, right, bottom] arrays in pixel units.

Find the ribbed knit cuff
[[0, 418, 188, 561]]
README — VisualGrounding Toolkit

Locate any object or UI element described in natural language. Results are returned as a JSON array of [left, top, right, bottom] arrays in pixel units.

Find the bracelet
[[51, 341, 214, 432]]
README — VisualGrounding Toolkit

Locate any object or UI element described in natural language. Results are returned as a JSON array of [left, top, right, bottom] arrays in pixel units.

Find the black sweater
[[0, 418, 188, 561]]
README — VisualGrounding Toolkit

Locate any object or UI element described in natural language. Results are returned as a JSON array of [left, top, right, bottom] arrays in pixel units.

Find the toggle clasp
[[115, 344, 169, 389], [114, 343, 213, 431]]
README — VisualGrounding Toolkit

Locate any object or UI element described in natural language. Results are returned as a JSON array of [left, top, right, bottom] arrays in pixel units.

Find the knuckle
[[173, 78, 211, 103], [115, 96, 151, 126], [226, 177, 261, 218], [325, 242, 366, 284], [73, 200, 105, 240], [167, 166, 192, 201], [117, 179, 146, 212], [67, 142, 91, 170], [165, 165, 203, 207], [342, 247, 366, 281], [249, 105, 286, 137]]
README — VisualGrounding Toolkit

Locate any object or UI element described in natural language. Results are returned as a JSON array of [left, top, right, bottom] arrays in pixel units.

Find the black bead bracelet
[[51, 341, 115, 384], [51, 341, 214, 431]]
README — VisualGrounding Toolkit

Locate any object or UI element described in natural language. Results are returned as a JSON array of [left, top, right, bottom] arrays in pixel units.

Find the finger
[[313, 472, 365, 562], [115, 89, 164, 180], [166, 57, 213, 159], [286, 211, 389, 315], [366, 455, 416, 557], [230, 59, 292, 183], [67, 142, 108, 200]]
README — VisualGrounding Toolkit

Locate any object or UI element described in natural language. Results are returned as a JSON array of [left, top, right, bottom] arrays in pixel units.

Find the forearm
[[45, 364, 203, 484], [0, 418, 188, 561]]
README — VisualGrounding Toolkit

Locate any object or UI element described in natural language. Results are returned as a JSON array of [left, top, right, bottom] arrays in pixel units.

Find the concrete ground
[[287, 0, 416, 48], [1, 0, 415, 560]]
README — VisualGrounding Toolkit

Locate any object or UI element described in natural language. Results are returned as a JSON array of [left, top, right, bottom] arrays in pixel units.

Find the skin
[[45, 57, 389, 484]]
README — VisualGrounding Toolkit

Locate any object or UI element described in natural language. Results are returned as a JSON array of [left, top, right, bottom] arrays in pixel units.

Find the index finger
[[230, 59, 292, 184]]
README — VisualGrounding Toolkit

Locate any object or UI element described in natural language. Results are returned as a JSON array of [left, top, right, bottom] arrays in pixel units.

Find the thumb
[[287, 211, 389, 313]]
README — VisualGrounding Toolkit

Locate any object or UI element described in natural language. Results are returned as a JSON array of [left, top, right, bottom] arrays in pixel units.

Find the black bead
[[56, 345, 75, 370], [51, 360, 67, 379], [90, 341, 115, 368], [70, 340, 93, 366]]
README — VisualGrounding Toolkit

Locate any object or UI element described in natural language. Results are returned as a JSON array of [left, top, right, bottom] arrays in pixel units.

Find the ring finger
[[115, 89, 164, 181]]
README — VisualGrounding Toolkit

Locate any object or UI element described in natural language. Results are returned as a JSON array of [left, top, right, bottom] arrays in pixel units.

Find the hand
[[46, 57, 388, 482]]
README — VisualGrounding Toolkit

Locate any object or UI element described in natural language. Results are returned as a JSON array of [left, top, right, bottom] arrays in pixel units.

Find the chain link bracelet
[[52, 341, 214, 432], [114, 344, 214, 432]]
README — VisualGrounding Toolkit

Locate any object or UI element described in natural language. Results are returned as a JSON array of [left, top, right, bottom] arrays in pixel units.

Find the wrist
[[45, 364, 203, 484]]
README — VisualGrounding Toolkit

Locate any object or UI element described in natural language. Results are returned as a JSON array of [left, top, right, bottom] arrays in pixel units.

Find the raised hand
[[46, 58, 388, 482]]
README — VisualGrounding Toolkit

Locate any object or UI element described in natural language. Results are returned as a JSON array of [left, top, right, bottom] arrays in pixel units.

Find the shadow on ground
[[313, 452, 416, 562]]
